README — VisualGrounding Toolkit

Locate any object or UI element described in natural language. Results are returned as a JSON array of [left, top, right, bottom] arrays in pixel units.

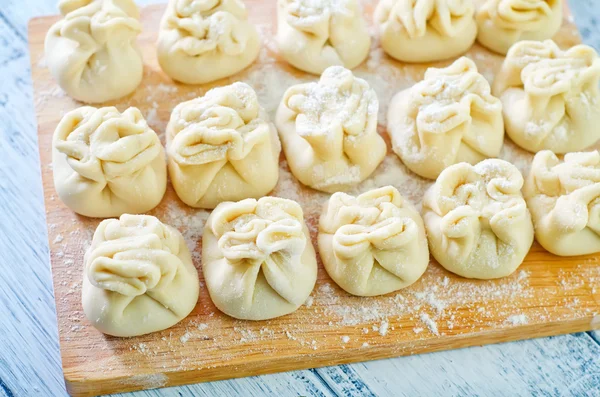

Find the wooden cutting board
[[28, 1, 600, 396]]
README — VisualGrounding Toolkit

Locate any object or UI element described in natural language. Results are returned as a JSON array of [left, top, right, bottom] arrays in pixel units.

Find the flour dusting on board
[[34, 1, 600, 385]]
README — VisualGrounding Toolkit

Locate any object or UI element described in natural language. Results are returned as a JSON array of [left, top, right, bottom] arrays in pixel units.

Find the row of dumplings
[[53, 39, 600, 220], [45, 0, 563, 103], [83, 147, 600, 338]]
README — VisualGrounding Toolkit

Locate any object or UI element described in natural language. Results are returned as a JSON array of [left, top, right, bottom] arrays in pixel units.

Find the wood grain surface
[[15, 0, 600, 396]]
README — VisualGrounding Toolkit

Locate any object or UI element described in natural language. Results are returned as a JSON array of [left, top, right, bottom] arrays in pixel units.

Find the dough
[[524, 150, 600, 256], [388, 57, 504, 180], [52, 106, 167, 218], [275, 66, 386, 193], [422, 159, 534, 279], [318, 186, 429, 296], [476, 0, 563, 55], [276, 0, 370, 74], [167, 83, 280, 209], [203, 197, 317, 320], [374, 0, 477, 63], [82, 214, 199, 337], [493, 40, 600, 154], [44, 0, 143, 103], [157, 0, 260, 84]]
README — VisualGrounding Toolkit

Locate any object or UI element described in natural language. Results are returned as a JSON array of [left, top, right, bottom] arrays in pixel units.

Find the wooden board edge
[[64, 316, 599, 397]]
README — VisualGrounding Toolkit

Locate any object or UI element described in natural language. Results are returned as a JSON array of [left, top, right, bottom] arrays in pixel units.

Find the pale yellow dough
[[318, 186, 429, 296], [374, 0, 477, 63], [167, 83, 281, 209], [422, 159, 534, 279], [52, 106, 167, 218], [524, 150, 600, 256], [157, 0, 260, 84], [275, 66, 386, 193], [44, 0, 143, 103], [276, 0, 371, 74], [476, 0, 563, 55], [82, 214, 200, 337], [493, 40, 600, 154], [388, 57, 504, 180], [203, 197, 318, 320]]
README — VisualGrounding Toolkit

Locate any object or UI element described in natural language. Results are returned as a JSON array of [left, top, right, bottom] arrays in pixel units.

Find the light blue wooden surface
[[1, 1, 600, 396]]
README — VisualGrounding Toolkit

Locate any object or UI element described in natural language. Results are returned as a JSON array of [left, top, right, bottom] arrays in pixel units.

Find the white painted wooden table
[[2, 1, 600, 396]]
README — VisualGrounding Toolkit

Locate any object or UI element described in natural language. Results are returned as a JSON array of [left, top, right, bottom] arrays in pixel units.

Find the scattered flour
[[506, 314, 529, 325]]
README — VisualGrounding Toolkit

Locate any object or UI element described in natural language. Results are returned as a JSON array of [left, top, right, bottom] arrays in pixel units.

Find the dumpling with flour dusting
[[524, 150, 600, 256], [44, 0, 143, 103], [167, 82, 281, 209], [374, 0, 477, 63], [157, 0, 260, 84], [493, 40, 600, 154], [422, 159, 534, 279], [275, 66, 387, 193], [388, 57, 504, 180], [82, 214, 199, 337], [52, 106, 167, 218], [203, 197, 318, 320], [318, 186, 429, 296], [276, 0, 371, 74], [476, 0, 563, 55]]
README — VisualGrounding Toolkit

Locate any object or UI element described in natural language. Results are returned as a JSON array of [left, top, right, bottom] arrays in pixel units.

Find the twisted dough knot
[[87, 215, 183, 297], [167, 0, 250, 56], [283, 0, 354, 33], [54, 107, 162, 183], [485, 0, 555, 30], [169, 83, 270, 165], [434, 160, 526, 223], [211, 197, 307, 264], [532, 151, 600, 195], [386, 0, 474, 38], [57, 0, 140, 49], [287, 66, 378, 139], [412, 57, 501, 136], [320, 186, 418, 256]]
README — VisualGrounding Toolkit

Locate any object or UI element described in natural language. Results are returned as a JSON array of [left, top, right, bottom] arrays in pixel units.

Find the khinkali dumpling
[[52, 106, 167, 218], [275, 66, 386, 193], [374, 0, 477, 63], [422, 159, 534, 279], [276, 0, 370, 74], [492, 40, 600, 154], [318, 186, 429, 296], [476, 0, 563, 55], [44, 0, 143, 103], [157, 0, 260, 84], [82, 214, 199, 337], [203, 197, 317, 320], [167, 83, 280, 209], [388, 57, 504, 180], [524, 150, 600, 256]]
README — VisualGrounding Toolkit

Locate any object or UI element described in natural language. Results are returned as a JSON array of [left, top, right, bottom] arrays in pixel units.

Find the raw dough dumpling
[[52, 106, 167, 218], [44, 0, 143, 103], [318, 186, 429, 296], [203, 197, 317, 320], [476, 0, 563, 55], [167, 83, 280, 209], [524, 150, 600, 256], [388, 57, 504, 180], [493, 40, 600, 154], [82, 214, 199, 337], [157, 0, 260, 84], [275, 66, 386, 193], [422, 159, 534, 279], [374, 0, 477, 63], [276, 0, 370, 74]]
